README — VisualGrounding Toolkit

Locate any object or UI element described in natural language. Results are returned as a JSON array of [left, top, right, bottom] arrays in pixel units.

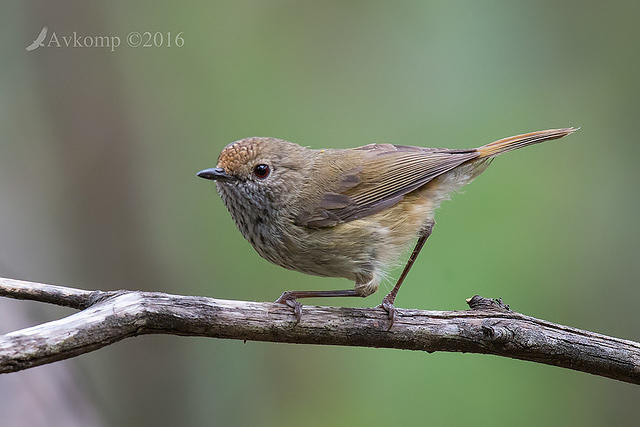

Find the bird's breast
[[217, 182, 298, 269]]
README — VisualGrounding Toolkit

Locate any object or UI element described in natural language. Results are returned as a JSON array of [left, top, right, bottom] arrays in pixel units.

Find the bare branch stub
[[0, 277, 639, 385], [0, 277, 100, 309]]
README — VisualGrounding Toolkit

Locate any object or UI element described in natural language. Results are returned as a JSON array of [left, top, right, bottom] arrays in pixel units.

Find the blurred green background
[[1, 1, 638, 426]]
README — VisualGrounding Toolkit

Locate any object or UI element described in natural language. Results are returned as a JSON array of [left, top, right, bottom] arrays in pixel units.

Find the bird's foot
[[275, 292, 303, 323], [377, 296, 397, 330]]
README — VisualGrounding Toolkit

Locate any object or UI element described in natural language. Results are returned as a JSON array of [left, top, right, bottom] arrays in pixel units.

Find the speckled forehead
[[217, 138, 262, 172]]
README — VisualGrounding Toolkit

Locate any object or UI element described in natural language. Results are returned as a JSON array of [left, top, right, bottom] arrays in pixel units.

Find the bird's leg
[[275, 289, 362, 323], [379, 220, 435, 329]]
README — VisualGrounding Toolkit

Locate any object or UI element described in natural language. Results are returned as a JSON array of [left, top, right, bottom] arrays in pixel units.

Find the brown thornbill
[[197, 127, 578, 327]]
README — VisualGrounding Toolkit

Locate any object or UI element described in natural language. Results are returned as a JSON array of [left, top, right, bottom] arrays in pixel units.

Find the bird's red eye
[[253, 164, 270, 179]]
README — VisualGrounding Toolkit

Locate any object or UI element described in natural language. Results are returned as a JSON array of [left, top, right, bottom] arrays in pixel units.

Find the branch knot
[[466, 295, 511, 312]]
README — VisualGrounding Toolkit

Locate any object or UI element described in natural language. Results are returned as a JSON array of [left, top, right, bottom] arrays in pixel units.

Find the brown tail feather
[[476, 127, 578, 158]]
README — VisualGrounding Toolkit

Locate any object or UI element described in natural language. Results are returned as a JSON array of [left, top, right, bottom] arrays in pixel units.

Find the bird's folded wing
[[295, 144, 479, 228]]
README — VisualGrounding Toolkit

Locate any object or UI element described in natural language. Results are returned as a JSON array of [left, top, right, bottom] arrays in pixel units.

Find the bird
[[197, 127, 578, 327], [26, 26, 48, 52]]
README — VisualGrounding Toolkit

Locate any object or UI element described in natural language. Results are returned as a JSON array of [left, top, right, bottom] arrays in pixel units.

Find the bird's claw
[[275, 292, 303, 323], [377, 297, 397, 330]]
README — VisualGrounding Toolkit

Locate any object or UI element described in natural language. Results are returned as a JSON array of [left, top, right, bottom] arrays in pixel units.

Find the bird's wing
[[35, 27, 48, 44], [295, 144, 479, 228]]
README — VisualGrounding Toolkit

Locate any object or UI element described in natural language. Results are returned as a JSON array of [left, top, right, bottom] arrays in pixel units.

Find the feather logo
[[26, 26, 48, 51]]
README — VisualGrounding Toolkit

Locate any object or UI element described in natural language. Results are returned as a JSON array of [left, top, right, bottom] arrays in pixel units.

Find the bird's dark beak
[[196, 167, 232, 181]]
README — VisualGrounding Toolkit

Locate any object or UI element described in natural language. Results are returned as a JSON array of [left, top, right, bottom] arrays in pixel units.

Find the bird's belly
[[257, 226, 368, 280], [258, 209, 429, 283], [239, 194, 439, 282]]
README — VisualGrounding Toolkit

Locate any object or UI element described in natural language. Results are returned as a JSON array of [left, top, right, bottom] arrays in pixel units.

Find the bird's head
[[197, 137, 311, 214]]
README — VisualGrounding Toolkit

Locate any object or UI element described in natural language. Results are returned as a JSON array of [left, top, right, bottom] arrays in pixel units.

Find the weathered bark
[[1, 277, 638, 384]]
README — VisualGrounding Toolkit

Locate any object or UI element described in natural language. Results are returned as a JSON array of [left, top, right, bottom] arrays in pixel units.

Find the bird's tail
[[476, 127, 578, 158]]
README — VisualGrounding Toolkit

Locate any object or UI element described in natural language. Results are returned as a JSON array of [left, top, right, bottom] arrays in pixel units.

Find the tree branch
[[0, 277, 638, 384]]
